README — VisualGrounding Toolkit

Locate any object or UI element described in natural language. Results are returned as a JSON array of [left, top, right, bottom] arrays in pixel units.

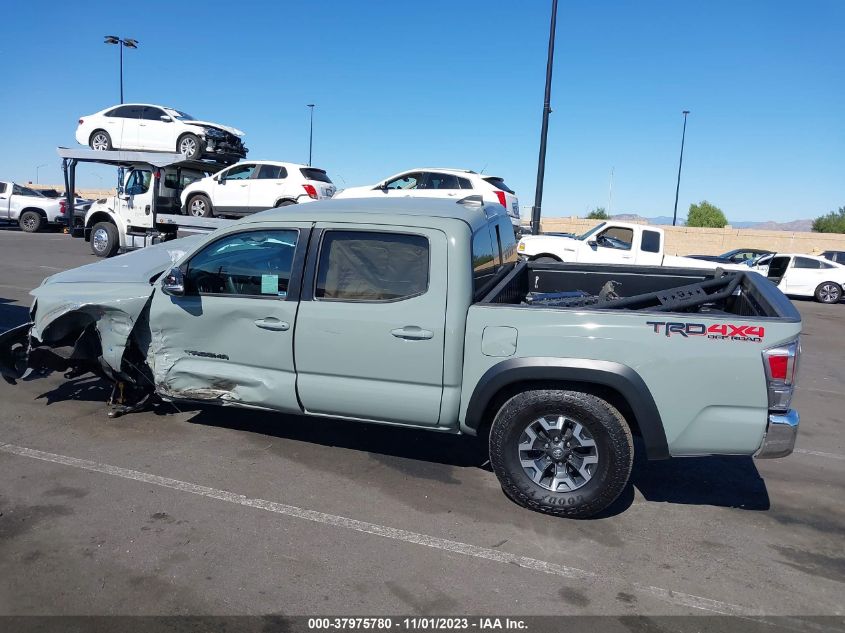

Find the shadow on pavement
[[32, 376, 771, 516], [0, 298, 31, 330]]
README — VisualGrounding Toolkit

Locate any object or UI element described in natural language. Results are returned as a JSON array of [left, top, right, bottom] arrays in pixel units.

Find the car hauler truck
[[58, 148, 236, 257]]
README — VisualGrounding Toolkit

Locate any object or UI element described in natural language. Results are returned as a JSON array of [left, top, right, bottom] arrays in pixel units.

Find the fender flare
[[464, 357, 669, 460]]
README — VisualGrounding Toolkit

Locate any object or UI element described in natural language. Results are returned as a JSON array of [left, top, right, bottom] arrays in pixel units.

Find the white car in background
[[75, 104, 247, 163], [333, 168, 521, 230], [752, 253, 845, 304], [180, 161, 336, 217]]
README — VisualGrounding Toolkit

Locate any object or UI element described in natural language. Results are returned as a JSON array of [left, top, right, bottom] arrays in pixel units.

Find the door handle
[[391, 325, 433, 340], [254, 317, 290, 331]]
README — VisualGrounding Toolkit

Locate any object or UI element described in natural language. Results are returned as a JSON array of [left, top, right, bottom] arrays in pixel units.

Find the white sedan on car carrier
[[180, 161, 336, 217], [75, 104, 247, 163], [752, 253, 845, 304], [333, 168, 521, 230]]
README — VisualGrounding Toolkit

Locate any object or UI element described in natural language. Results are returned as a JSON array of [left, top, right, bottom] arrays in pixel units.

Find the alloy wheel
[[91, 134, 109, 150], [92, 227, 109, 253], [820, 284, 841, 303], [179, 137, 198, 157], [517, 414, 599, 492]]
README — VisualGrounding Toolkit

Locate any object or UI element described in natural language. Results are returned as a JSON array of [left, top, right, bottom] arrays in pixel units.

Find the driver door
[[576, 225, 635, 264], [147, 225, 306, 412], [122, 169, 154, 227]]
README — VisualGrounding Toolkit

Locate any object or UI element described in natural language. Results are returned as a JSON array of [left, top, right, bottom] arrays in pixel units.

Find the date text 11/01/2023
[[307, 617, 528, 630]]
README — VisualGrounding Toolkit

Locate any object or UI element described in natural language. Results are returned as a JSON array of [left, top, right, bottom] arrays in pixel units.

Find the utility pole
[[672, 110, 690, 226], [530, 0, 559, 235], [104, 36, 139, 104], [35, 163, 47, 184], [307, 104, 315, 166]]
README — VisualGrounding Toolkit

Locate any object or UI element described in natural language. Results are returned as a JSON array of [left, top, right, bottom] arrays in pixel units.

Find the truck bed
[[481, 261, 800, 319]]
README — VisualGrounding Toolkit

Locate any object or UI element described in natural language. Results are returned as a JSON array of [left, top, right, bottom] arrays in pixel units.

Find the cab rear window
[[300, 168, 332, 183]]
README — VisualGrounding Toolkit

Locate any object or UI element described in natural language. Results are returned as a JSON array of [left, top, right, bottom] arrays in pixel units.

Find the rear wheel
[[815, 282, 842, 304], [275, 200, 296, 208], [19, 211, 43, 233], [177, 134, 202, 160], [90, 221, 118, 257], [89, 130, 112, 151], [188, 194, 213, 217], [489, 389, 633, 519]]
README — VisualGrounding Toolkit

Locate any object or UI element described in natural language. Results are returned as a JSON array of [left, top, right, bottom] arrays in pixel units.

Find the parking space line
[[794, 448, 845, 461], [0, 441, 762, 617]]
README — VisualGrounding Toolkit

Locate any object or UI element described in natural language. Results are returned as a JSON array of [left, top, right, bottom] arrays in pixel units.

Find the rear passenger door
[[635, 229, 663, 266], [248, 164, 288, 211], [294, 225, 447, 426], [418, 172, 462, 199], [114, 105, 144, 149]]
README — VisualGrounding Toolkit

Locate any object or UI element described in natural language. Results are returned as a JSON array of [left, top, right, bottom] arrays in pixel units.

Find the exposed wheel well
[[20, 207, 47, 218], [530, 254, 562, 262], [475, 379, 642, 443], [274, 198, 297, 207], [85, 212, 117, 240]]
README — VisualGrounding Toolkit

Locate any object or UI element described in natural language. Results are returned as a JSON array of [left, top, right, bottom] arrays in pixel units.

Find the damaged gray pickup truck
[[0, 197, 802, 518]]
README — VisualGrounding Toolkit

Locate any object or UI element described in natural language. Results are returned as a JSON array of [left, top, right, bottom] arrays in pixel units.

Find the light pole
[[530, 0, 559, 235], [35, 164, 47, 184], [306, 104, 315, 166], [672, 110, 690, 226], [104, 36, 139, 104]]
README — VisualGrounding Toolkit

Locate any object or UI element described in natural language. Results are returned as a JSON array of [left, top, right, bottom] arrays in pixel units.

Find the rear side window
[[472, 227, 498, 297], [641, 230, 661, 253], [458, 177, 473, 189], [793, 257, 821, 269], [496, 218, 518, 265], [316, 231, 429, 301], [109, 105, 142, 118], [423, 173, 460, 189], [257, 165, 288, 179], [0, 183, 6, 194], [300, 168, 332, 183], [186, 229, 298, 297], [483, 177, 514, 194]]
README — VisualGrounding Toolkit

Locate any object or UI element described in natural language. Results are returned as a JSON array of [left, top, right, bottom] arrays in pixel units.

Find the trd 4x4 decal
[[646, 321, 765, 342]]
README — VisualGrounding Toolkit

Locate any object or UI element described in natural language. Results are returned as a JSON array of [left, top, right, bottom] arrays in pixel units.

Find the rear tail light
[[303, 184, 318, 199], [494, 190, 507, 208], [763, 339, 799, 411], [59, 200, 66, 215]]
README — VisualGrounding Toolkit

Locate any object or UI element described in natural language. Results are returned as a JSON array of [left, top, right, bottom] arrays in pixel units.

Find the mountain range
[[609, 214, 813, 232]]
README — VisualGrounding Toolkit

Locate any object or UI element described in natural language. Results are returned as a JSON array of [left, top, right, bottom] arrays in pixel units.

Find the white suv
[[333, 168, 520, 229], [180, 161, 336, 217]]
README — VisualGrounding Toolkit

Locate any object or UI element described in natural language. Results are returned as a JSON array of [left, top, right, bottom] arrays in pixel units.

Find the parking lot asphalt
[[0, 228, 843, 621]]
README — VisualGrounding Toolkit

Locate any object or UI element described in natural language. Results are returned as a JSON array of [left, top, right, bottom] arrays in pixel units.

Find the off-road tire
[[89, 130, 112, 151], [19, 211, 43, 233], [188, 194, 213, 217], [90, 221, 119, 257], [489, 389, 633, 519], [814, 282, 842, 304], [177, 133, 202, 160]]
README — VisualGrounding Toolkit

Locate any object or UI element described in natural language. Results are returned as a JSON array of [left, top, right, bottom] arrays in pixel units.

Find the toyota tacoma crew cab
[[0, 197, 802, 518]]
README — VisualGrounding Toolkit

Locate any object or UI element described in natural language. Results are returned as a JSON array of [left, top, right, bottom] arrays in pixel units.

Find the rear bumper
[[754, 409, 799, 458]]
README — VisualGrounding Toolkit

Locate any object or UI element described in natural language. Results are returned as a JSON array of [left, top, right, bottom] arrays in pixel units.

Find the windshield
[[575, 222, 606, 241], [165, 108, 196, 121]]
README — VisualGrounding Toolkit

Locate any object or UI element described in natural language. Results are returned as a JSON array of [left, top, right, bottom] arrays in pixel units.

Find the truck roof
[[245, 196, 508, 232]]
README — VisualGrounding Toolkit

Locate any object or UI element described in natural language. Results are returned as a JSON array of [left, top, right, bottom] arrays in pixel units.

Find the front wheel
[[815, 282, 842, 304], [90, 221, 119, 257], [177, 134, 202, 160], [489, 389, 633, 519]]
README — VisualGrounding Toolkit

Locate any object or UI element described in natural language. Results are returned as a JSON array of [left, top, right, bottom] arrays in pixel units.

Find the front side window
[[596, 227, 633, 250], [125, 170, 151, 195], [793, 257, 822, 269], [142, 106, 166, 121], [384, 173, 422, 190], [641, 230, 661, 253], [186, 229, 298, 297], [257, 165, 287, 180], [767, 256, 790, 279], [315, 231, 429, 301], [221, 164, 256, 181]]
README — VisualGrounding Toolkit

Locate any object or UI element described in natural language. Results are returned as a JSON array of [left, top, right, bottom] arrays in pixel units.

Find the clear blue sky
[[2, 0, 842, 222]]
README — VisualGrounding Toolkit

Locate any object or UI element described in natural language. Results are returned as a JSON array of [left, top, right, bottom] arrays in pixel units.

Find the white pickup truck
[[0, 181, 66, 232], [518, 221, 742, 269]]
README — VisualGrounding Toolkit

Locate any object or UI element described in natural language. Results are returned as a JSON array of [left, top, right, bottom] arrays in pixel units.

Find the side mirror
[[160, 115, 172, 122], [587, 240, 597, 248], [376, 183, 388, 192], [218, 178, 227, 185], [162, 267, 185, 296]]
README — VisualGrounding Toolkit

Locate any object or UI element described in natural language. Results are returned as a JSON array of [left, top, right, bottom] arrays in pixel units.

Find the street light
[[306, 104, 315, 166], [530, 0, 559, 235], [672, 110, 690, 226], [35, 164, 47, 184], [104, 36, 139, 104]]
